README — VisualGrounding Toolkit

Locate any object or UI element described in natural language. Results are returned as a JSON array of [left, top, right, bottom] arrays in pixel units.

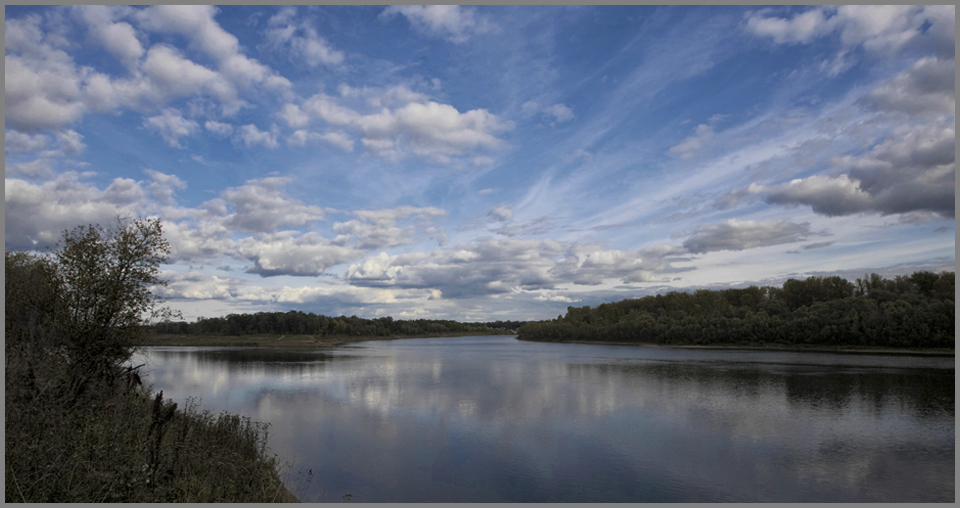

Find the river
[[132, 335, 955, 502]]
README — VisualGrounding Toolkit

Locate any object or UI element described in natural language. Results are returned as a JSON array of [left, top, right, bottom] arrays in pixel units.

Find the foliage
[[150, 311, 512, 339], [5, 218, 295, 502], [517, 272, 955, 349], [6, 218, 180, 382]]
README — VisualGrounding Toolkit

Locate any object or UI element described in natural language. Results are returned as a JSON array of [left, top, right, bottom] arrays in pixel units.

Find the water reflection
[[135, 338, 954, 502]]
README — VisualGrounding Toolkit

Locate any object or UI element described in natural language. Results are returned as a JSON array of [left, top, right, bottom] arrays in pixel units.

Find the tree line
[[150, 314, 525, 338], [517, 272, 955, 349]]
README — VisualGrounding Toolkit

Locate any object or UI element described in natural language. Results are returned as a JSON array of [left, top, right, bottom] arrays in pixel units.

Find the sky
[[4, 5, 956, 322]]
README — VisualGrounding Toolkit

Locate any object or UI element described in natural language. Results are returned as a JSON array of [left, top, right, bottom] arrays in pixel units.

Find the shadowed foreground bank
[[5, 345, 299, 502], [5, 219, 299, 502]]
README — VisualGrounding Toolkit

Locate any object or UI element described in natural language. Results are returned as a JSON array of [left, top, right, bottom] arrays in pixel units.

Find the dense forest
[[149, 314, 523, 338], [518, 272, 955, 349]]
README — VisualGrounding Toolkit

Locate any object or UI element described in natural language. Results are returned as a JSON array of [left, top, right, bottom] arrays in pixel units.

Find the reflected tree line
[[151, 312, 526, 338], [518, 272, 955, 349]]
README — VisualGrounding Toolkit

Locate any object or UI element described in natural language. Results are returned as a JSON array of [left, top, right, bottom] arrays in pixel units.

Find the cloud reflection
[[135, 339, 954, 502]]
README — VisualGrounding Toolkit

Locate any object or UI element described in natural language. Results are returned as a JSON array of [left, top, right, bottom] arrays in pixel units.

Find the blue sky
[[5, 5, 955, 322]]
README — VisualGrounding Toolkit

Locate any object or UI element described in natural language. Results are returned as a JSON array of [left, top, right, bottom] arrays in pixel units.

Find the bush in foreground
[[5, 218, 297, 502]]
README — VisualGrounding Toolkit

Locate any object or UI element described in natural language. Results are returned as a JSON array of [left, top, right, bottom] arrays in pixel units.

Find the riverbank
[[516, 337, 956, 357], [140, 331, 508, 348], [5, 342, 300, 502]]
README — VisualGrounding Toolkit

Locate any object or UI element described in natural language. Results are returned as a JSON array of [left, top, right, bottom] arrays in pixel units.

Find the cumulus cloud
[[746, 6, 955, 57], [4, 172, 143, 250], [682, 219, 812, 254], [235, 123, 279, 149], [5, 15, 88, 131], [140, 45, 236, 104], [345, 239, 687, 298], [238, 232, 365, 277], [294, 88, 512, 163], [5, 6, 292, 132], [279, 103, 310, 129], [5, 158, 55, 178], [333, 206, 448, 250], [754, 120, 955, 218], [5, 130, 51, 152], [143, 108, 199, 148], [210, 177, 325, 233], [56, 129, 86, 155], [204, 120, 234, 137], [73, 5, 144, 70], [287, 129, 355, 152], [263, 7, 345, 67], [380, 5, 494, 43], [134, 5, 292, 96], [144, 169, 187, 205]]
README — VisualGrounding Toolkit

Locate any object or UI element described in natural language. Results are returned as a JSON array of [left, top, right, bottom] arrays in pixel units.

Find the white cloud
[[334, 206, 449, 250], [5, 158, 55, 178], [56, 129, 85, 156], [263, 7, 345, 67], [141, 44, 235, 104], [4, 15, 87, 131], [73, 6, 144, 69], [746, 6, 955, 57], [238, 232, 365, 277], [5, 130, 50, 152], [135, 5, 291, 99], [296, 90, 512, 163], [380, 5, 494, 43], [213, 176, 325, 233], [288, 129, 355, 152], [101, 177, 145, 205], [204, 120, 234, 137], [144, 168, 187, 205], [279, 103, 310, 128], [346, 239, 687, 298], [534, 292, 579, 303], [4, 172, 144, 250], [143, 108, 200, 148], [318, 131, 355, 152], [745, 8, 834, 44], [543, 103, 575, 123], [669, 124, 714, 159], [235, 124, 279, 149]]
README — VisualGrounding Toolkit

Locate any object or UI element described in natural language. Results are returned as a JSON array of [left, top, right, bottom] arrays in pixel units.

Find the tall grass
[[5, 343, 299, 503]]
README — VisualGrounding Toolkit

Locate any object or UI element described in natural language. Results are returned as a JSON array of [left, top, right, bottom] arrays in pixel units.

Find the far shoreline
[[140, 332, 954, 357], [515, 337, 956, 357], [138, 331, 513, 349]]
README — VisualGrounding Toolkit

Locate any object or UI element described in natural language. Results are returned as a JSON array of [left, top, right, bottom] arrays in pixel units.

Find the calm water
[[133, 336, 955, 502]]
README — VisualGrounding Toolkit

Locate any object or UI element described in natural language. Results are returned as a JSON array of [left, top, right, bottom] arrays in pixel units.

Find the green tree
[[7, 217, 180, 382]]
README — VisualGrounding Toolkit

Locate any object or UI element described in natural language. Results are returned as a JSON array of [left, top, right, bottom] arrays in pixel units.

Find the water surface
[[134, 336, 955, 502]]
